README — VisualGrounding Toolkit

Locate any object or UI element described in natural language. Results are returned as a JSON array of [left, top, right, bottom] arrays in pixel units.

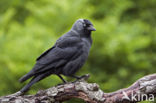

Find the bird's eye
[[83, 23, 86, 27]]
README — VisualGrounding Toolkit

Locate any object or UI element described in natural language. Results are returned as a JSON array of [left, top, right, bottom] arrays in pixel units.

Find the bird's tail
[[19, 71, 34, 83], [20, 74, 42, 93], [20, 72, 51, 93]]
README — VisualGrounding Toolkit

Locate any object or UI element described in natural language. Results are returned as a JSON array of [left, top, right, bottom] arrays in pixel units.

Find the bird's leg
[[70, 74, 90, 83], [57, 74, 67, 83]]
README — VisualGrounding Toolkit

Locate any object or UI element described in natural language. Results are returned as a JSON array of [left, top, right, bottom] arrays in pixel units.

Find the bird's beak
[[87, 25, 96, 31]]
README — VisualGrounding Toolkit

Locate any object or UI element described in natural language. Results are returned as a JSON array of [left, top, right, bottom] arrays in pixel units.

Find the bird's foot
[[72, 74, 90, 83], [79, 74, 90, 79]]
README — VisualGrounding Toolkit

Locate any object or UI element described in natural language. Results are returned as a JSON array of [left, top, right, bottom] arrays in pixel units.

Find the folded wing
[[19, 36, 83, 82]]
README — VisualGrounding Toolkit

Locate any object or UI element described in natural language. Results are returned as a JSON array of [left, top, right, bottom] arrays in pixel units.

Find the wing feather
[[31, 36, 83, 74]]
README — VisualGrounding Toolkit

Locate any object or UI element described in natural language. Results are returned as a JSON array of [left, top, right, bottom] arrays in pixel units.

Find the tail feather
[[19, 64, 45, 83], [19, 71, 34, 83], [20, 76, 39, 93], [20, 72, 51, 93]]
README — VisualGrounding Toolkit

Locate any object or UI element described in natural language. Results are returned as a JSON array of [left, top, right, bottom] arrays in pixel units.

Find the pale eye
[[83, 23, 86, 27]]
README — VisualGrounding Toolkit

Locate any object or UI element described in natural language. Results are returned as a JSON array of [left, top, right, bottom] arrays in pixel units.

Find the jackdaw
[[19, 19, 96, 93]]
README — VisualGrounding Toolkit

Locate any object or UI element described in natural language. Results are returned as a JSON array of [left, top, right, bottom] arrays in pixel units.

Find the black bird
[[19, 19, 96, 93]]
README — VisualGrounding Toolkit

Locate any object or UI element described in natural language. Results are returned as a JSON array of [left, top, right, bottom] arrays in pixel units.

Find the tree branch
[[0, 74, 156, 103]]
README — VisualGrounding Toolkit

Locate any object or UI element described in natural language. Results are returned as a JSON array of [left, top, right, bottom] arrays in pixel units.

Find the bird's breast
[[81, 38, 92, 52], [79, 38, 92, 63]]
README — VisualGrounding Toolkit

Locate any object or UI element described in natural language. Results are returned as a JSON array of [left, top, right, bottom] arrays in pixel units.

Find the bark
[[0, 74, 156, 103]]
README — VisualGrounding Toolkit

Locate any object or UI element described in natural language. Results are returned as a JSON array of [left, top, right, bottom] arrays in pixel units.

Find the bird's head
[[72, 19, 96, 33]]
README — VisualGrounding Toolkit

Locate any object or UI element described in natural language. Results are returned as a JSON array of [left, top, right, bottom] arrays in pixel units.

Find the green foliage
[[0, 0, 156, 103]]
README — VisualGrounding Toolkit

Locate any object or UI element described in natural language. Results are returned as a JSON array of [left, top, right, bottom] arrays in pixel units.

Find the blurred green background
[[0, 0, 156, 103]]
